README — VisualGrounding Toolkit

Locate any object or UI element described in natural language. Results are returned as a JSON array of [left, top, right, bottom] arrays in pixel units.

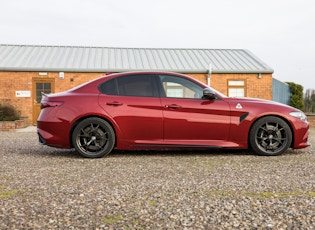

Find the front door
[[32, 78, 55, 124], [158, 74, 231, 145], [162, 98, 231, 143]]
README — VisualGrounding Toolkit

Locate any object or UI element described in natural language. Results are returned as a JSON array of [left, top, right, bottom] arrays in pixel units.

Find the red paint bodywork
[[37, 72, 310, 152]]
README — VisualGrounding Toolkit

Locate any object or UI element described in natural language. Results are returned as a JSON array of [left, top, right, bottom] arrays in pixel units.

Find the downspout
[[207, 63, 212, 87]]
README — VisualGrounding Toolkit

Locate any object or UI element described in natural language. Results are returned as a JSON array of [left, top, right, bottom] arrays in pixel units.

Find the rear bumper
[[38, 132, 46, 145], [37, 121, 71, 148]]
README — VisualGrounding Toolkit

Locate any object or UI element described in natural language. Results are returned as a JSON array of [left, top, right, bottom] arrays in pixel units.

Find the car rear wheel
[[249, 116, 292, 156], [72, 117, 115, 158]]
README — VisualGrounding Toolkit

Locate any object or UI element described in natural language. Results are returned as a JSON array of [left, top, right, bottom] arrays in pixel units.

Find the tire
[[72, 117, 115, 158], [249, 116, 292, 156]]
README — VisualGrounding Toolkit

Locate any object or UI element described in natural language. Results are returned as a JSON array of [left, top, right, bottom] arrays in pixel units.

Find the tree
[[304, 89, 315, 113], [286, 82, 304, 111]]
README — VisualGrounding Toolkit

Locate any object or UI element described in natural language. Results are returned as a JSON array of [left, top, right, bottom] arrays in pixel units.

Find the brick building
[[0, 44, 275, 125]]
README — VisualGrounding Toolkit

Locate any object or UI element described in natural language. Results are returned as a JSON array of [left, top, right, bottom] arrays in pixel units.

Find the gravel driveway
[[0, 128, 314, 229]]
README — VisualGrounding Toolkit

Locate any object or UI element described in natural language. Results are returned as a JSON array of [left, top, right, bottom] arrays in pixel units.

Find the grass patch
[[209, 189, 314, 199], [307, 191, 315, 197], [246, 190, 303, 198], [102, 214, 123, 224], [0, 190, 19, 199], [147, 200, 157, 206], [0, 184, 25, 199], [0, 189, 24, 199]]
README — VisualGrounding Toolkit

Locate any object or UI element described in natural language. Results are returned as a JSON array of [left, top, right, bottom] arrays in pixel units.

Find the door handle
[[165, 104, 182, 110], [106, 101, 123, 106]]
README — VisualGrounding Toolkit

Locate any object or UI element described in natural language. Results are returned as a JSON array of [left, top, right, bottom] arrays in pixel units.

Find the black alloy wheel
[[72, 117, 115, 158], [249, 116, 292, 156]]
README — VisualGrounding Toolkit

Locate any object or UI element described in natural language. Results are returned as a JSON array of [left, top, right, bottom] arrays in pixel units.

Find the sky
[[1, 0, 314, 90]]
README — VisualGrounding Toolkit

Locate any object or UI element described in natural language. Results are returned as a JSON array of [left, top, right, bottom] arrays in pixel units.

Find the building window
[[228, 80, 245, 97], [36, 83, 51, 103], [165, 82, 185, 97]]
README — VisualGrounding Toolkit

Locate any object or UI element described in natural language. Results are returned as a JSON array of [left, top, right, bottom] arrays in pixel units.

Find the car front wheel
[[249, 116, 292, 156], [72, 117, 115, 158]]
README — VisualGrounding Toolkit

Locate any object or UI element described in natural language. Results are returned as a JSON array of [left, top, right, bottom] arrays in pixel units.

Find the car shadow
[[109, 148, 255, 158], [17, 143, 307, 159], [17, 145, 256, 159]]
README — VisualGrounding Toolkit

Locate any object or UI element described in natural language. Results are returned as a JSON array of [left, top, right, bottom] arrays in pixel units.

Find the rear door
[[98, 74, 163, 144], [158, 74, 231, 145], [32, 78, 55, 124]]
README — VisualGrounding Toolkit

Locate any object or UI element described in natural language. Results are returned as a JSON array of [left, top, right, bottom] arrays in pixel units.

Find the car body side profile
[[37, 72, 310, 158]]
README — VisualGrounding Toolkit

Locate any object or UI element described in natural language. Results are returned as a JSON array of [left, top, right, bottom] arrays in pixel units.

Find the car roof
[[70, 71, 210, 94]]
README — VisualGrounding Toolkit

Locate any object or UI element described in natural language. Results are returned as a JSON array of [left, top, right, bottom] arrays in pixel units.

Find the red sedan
[[37, 72, 310, 158]]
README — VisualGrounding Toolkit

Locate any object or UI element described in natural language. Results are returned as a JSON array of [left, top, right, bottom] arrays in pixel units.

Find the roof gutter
[[0, 67, 274, 74]]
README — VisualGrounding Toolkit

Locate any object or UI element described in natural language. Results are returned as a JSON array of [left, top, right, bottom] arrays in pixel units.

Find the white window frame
[[228, 80, 246, 97]]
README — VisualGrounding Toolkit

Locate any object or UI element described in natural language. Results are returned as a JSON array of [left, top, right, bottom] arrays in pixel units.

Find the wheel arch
[[248, 115, 295, 150]]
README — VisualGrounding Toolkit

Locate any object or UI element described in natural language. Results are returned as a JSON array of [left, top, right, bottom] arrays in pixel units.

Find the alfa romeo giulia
[[37, 72, 310, 158]]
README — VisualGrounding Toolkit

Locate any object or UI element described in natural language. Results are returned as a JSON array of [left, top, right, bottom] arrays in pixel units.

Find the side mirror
[[203, 88, 216, 100]]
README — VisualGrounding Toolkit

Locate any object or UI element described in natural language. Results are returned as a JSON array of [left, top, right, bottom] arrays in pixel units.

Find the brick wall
[[209, 73, 273, 100], [307, 115, 315, 128], [0, 71, 273, 126], [0, 71, 106, 125], [0, 118, 28, 131]]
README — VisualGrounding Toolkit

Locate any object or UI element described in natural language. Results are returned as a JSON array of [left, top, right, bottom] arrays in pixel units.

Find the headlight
[[289, 111, 307, 122]]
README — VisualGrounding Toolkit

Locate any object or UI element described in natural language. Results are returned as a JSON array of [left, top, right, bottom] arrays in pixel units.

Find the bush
[[0, 104, 20, 121], [286, 82, 304, 111]]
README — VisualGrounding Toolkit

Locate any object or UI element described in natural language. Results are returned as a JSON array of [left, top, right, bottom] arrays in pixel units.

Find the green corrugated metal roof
[[0, 44, 273, 74]]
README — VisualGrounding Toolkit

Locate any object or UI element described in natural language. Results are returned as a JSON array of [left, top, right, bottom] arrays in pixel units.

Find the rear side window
[[99, 74, 158, 97], [99, 78, 118, 95]]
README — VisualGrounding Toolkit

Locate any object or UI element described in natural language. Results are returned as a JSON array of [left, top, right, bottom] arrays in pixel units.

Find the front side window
[[99, 74, 158, 97], [159, 75, 204, 99]]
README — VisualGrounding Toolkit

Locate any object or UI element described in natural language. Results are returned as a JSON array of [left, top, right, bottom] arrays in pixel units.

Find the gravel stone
[[0, 128, 314, 229]]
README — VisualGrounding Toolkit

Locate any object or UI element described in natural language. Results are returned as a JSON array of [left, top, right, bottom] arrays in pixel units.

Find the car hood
[[223, 97, 297, 111]]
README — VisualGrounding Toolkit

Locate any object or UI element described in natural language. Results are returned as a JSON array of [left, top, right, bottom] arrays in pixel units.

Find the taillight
[[41, 101, 63, 109]]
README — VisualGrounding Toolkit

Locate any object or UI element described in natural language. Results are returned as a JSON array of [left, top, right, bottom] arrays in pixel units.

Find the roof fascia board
[[0, 67, 274, 74]]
